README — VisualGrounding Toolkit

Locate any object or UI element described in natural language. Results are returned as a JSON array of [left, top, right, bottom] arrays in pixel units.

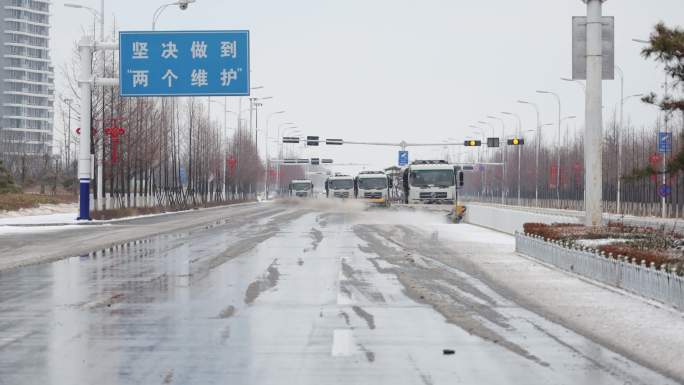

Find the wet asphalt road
[[0, 201, 677, 385]]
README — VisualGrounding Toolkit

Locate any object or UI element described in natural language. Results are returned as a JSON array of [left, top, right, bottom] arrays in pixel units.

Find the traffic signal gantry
[[282, 136, 519, 147]]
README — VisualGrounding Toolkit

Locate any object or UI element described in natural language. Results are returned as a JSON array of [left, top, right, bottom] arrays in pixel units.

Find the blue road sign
[[658, 184, 672, 198], [398, 151, 409, 166], [658, 132, 672, 153], [119, 30, 250, 97], [179, 166, 188, 186]]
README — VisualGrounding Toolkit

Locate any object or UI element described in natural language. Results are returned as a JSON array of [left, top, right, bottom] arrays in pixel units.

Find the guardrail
[[516, 232, 684, 310]]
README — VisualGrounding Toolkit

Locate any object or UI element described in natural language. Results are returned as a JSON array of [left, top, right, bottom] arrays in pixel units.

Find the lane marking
[[331, 329, 358, 357]]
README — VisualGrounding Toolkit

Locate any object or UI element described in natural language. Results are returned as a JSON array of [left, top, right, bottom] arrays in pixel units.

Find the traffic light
[[326, 138, 343, 145], [297, 159, 310, 164], [487, 137, 500, 148], [307, 136, 320, 146], [310, 158, 320, 165], [507, 138, 525, 145], [282, 137, 299, 144], [464, 140, 482, 147], [321, 159, 334, 164]]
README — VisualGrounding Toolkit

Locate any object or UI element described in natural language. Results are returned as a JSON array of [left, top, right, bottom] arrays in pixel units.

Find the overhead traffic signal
[[321, 159, 334, 164], [326, 138, 343, 145], [282, 137, 299, 144], [464, 140, 482, 147], [507, 138, 525, 145], [310, 158, 320, 165], [307, 136, 320, 146], [487, 137, 500, 148]]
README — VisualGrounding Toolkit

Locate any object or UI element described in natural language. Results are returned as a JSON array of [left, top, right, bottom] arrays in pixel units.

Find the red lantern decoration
[[104, 120, 125, 164]]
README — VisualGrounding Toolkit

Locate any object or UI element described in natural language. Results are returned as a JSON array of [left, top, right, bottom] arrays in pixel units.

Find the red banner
[[549, 165, 558, 189]]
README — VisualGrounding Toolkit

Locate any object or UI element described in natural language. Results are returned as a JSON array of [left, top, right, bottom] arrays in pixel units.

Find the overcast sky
[[52, 0, 683, 172]]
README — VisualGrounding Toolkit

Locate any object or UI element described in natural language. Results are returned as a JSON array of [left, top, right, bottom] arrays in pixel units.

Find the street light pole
[[614, 65, 643, 215], [277, 122, 296, 158], [478, 120, 497, 199], [265, 110, 286, 199], [536, 90, 562, 206], [278, 126, 299, 194], [615, 65, 624, 215], [487, 116, 506, 205], [63, 98, 74, 171], [517, 100, 541, 207], [469, 125, 487, 197], [502, 111, 523, 205]]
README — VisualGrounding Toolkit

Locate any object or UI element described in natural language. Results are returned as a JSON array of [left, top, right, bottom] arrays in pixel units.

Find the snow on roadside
[[0, 203, 78, 219], [0, 212, 79, 226], [575, 238, 629, 247], [0, 224, 87, 235]]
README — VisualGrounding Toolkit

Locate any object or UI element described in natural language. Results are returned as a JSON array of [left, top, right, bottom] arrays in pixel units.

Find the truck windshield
[[357, 177, 387, 190], [292, 183, 311, 191], [329, 179, 354, 189], [410, 170, 454, 187]]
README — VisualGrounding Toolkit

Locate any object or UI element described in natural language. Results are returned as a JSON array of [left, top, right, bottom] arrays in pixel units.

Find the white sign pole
[[77, 36, 93, 220]]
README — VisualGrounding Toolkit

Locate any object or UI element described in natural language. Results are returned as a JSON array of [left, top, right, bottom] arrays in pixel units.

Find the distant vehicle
[[355, 171, 392, 206], [325, 174, 355, 199], [402, 160, 464, 204], [289, 179, 314, 198]]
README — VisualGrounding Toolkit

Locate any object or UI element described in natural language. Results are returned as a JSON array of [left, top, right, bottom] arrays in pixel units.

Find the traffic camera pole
[[584, 0, 605, 226]]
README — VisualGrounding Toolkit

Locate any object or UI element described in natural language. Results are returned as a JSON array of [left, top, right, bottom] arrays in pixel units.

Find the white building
[[0, 0, 54, 157]]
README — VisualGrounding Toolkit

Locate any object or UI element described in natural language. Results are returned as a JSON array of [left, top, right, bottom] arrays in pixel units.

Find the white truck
[[289, 179, 314, 198], [401, 160, 463, 204], [325, 174, 355, 199], [354, 171, 391, 206]]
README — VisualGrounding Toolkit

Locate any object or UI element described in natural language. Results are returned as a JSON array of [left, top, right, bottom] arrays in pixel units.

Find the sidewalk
[[465, 201, 684, 231]]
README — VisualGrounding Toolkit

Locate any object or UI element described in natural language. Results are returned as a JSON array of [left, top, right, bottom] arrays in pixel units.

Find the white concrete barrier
[[464, 203, 580, 234]]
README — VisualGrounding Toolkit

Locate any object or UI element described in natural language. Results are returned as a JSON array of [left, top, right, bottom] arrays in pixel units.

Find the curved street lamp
[[152, 0, 197, 30]]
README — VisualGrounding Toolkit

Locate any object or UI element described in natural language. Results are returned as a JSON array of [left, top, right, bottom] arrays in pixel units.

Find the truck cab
[[325, 174, 354, 199], [355, 171, 391, 206], [402, 160, 463, 204], [289, 179, 314, 198]]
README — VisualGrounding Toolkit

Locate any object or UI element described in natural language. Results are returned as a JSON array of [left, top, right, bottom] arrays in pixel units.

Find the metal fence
[[515, 232, 684, 310]]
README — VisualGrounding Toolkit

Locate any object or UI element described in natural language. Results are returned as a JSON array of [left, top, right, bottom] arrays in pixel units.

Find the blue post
[[78, 179, 91, 220]]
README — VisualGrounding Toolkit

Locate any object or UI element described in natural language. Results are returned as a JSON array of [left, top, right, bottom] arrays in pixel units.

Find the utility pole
[[584, 0, 605, 226]]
